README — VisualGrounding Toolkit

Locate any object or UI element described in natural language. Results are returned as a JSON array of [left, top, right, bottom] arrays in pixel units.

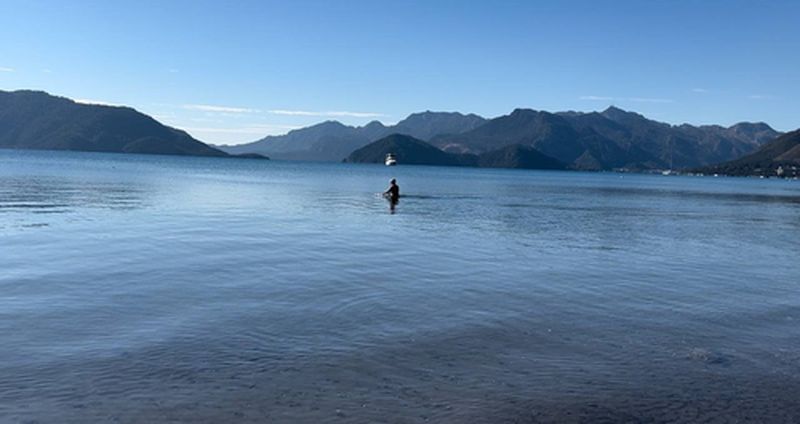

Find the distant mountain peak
[[600, 106, 651, 126], [7, 89, 56, 98], [317, 120, 348, 128], [390, 111, 487, 142], [601, 105, 639, 117], [729, 121, 772, 131], [408, 110, 437, 118], [363, 120, 385, 128], [602, 105, 625, 113], [218, 101, 779, 169], [399, 110, 483, 121]]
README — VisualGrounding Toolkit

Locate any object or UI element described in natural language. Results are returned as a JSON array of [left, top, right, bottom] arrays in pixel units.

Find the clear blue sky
[[1, 0, 798, 144]]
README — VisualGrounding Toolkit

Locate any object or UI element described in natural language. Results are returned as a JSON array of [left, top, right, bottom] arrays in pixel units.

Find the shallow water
[[1, 149, 799, 423]]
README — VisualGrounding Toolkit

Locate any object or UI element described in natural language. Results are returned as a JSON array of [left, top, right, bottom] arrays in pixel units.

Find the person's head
[[390, 178, 396, 185]]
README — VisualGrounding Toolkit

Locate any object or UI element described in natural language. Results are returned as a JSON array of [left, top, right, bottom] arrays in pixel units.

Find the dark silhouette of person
[[384, 178, 400, 203]]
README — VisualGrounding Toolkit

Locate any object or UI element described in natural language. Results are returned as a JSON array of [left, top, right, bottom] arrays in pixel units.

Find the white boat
[[385, 153, 397, 166]]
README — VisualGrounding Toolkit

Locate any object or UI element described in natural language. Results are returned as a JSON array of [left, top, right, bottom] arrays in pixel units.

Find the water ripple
[[1, 150, 799, 423]]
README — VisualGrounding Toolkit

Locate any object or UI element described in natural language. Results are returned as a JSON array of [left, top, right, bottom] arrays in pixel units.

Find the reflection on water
[[1, 149, 800, 423]]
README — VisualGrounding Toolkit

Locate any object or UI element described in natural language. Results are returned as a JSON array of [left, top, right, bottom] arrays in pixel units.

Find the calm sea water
[[1, 149, 799, 423]]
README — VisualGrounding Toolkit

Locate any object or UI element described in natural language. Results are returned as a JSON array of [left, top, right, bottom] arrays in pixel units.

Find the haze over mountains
[[0, 90, 235, 158], [221, 106, 781, 170]]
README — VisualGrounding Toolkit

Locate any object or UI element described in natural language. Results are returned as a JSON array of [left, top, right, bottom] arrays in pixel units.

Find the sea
[[1, 149, 799, 423]]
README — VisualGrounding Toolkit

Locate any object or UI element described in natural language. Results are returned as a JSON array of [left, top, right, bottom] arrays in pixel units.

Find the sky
[[1, 0, 798, 145]]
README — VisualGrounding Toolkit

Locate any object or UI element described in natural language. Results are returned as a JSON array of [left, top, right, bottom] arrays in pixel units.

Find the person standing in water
[[384, 178, 400, 203], [384, 178, 400, 214]]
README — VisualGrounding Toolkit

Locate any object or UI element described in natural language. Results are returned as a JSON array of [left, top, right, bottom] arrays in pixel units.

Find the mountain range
[[0, 90, 261, 158], [695, 129, 800, 177], [1, 89, 788, 173], [220, 111, 486, 162], [220, 106, 781, 170]]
